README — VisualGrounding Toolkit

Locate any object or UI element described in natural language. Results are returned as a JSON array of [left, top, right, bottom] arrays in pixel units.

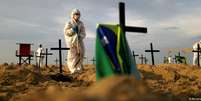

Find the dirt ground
[[0, 63, 200, 101]]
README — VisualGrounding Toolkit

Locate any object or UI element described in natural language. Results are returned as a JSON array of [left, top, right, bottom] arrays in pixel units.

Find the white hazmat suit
[[64, 9, 86, 74], [168, 56, 172, 64], [35, 45, 44, 73]]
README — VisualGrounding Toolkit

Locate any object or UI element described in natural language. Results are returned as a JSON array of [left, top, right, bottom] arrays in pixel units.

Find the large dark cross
[[139, 54, 146, 64], [51, 39, 70, 73], [145, 43, 160, 65], [41, 48, 53, 67], [192, 44, 201, 67], [119, 2, 147, 36], [132, 51, 139, 62]]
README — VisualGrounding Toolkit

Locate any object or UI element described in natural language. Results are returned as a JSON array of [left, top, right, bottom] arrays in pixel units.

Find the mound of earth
[[0, 63, 200, 101]]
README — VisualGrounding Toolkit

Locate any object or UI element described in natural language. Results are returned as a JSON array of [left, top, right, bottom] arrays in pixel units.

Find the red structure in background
[[16, 43, 34, 65]]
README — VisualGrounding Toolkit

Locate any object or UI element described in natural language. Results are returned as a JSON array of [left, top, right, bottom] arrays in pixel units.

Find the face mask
[[73, 14, 80, 22]]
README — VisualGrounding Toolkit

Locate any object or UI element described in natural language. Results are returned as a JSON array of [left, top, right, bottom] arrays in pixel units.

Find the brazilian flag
[[96, 24, 141, 80]]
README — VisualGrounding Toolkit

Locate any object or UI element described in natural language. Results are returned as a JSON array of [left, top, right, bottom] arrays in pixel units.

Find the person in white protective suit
[[193, 40, 201, 66], [168, 56, 172, 64], [64, 9, 86, 74], [35, 44, 45, 73]]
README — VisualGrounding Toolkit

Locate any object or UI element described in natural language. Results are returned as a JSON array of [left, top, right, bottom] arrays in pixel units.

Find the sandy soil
[[0, 63, 200, 101]]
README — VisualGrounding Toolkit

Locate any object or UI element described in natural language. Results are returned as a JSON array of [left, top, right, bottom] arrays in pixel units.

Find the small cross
[[91, 57, 96, 64], [41, 48, 53, 67], [132, 51, 139, 63], [145, 43, 160, 65], [192, 44, 201, 67], [139, 54, 146, 64], [51, 39, 70, 73], [144, 57, 148, 64], [54, 58, 59, 66]]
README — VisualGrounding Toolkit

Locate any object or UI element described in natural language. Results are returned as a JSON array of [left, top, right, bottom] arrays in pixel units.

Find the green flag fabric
[[96, 24, 141, 80]]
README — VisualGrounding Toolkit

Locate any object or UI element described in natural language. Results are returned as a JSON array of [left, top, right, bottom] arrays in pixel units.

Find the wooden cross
[[91, 57, 96, 64], [119, 2, 147, 35], [145, 43, 160, 65], [192, 44, 201, 67], [132, 51, 139, 62], [139, 54, 146, 64], [51, 39, 70, 73], [144, 57, 148, 64], [41, 48, 53, 67], [54, 58, 59, 66]]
